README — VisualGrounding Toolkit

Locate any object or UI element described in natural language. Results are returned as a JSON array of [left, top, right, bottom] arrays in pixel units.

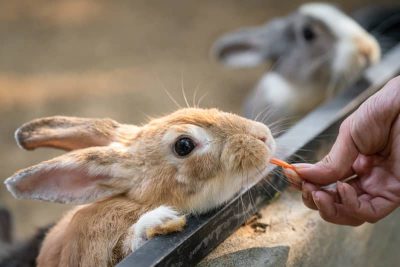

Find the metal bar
[[117, 44, 400, 267]]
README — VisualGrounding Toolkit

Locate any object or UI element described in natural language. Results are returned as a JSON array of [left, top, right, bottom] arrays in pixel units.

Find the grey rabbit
[[213, 3, 380, 128]]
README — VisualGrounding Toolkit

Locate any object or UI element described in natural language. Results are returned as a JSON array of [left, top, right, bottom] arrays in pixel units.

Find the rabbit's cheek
[[179, 153, 221, 182], [333, 40, 367, 81]]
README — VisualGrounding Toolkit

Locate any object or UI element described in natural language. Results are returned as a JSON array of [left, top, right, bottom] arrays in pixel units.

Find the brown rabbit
[[4, 108, 276, 266]]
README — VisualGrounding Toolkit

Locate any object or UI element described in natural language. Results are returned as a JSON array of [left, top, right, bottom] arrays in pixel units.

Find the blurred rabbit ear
[[4, 146, 134, 204], [212, 18, 292, 68], [15, 116, 139, 151]]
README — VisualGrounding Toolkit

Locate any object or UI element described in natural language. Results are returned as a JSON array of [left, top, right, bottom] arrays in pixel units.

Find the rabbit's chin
[[181, 166, 269, 214]]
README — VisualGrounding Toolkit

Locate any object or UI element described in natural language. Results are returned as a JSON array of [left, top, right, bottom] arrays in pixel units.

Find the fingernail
[[302, 190, 309, 200], [312, 191, 321, 209], [285, 168, 302, 184], [337, 181, 343, 190], [292, 163, 313, 169]]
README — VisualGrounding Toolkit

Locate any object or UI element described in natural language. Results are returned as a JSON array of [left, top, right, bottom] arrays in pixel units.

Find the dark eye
[[174, 137, 196, 157], [302, 25, 316, 42]]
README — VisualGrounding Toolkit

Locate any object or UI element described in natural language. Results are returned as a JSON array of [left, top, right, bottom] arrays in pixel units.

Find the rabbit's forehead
[[162, 124, 211, 144], [299, 3, 366, 39], [156, 108, 269, 137]]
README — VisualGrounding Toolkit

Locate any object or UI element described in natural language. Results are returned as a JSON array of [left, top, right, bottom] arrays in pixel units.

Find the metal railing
[[117, 44, 400, 267]]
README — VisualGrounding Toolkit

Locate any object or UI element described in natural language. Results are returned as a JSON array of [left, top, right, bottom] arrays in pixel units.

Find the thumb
[[293, 118, 359, 185]]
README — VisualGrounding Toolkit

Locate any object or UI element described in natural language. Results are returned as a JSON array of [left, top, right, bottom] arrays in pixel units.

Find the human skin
[[293, 76, 400, 226]]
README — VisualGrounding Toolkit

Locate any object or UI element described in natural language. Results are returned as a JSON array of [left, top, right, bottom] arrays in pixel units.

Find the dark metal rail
[[117, 44, 400, 267]]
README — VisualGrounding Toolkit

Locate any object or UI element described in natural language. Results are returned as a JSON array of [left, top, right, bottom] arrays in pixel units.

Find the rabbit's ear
[[15, 116, 139, 151], [212, 18, 292, 68], [4, 146, 133, 204]]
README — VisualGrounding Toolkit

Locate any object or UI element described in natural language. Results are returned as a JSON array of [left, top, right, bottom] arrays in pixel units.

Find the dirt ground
[[0, 0, 397, 240]]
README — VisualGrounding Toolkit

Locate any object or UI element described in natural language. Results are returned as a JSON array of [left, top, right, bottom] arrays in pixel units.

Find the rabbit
[[213, 3, 381, 128], [0, 225, 52, 267], [4, 108, 276, 267]]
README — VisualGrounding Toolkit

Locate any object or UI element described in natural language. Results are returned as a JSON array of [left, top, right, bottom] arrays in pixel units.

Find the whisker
[[251, 161, 282, 194], [267, 116, 297, 128], [268, 172, 294, 187], [258, 177, 275, 199], [253, 105, 273, 122], [192, 84, 201, 108], [165, 89, 182, 109], [180, 75, 190, 108], [197, 92, 209, 107], [246, 172, 256, 213], [156, 76, 182, 109], [240, 170, 250, 218]]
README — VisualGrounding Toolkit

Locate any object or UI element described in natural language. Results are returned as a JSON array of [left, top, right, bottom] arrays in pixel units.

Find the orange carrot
[[270, 158, 302, 187], [269, 158, 296, 171]]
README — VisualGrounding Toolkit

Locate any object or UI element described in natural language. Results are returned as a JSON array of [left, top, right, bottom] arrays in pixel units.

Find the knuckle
[[386, 76, 400, 89], [348, 220, 365, 226], [339, 118, 351, 134], [357, 210, 380, 223], [365, 216, 379, 223], [319, 211, 336, 223], [303, 199, 318, 210], [320, 155, 341, 178]]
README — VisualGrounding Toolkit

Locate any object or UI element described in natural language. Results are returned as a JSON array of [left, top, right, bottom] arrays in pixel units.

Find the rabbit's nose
[[254, 135, 267, 143], [354, 36, 380, 66]]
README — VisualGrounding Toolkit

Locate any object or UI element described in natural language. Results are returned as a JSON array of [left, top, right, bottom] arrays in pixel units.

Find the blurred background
[[0, 0, 398, 241]]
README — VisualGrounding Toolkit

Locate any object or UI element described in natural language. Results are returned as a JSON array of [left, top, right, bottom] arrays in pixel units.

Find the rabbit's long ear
[[212, 17, 292, 68], [15, 116, 139, 151], [4, 146, 134, 204]]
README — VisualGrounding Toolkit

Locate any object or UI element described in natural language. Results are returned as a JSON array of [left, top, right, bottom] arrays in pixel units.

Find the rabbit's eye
[[302, 25, 315, 42], [174, 137, 196, 157]]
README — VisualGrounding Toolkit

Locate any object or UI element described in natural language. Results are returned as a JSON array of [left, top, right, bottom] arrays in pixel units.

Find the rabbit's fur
[[213, 3, 381, 126], [4, 108, 275, 266]]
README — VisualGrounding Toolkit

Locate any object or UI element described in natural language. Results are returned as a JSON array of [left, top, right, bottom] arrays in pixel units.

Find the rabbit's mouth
[[331, 34, 380, 86]]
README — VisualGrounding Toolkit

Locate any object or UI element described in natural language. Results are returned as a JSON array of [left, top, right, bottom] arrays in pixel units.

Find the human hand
[[294, 76, 400, 225]]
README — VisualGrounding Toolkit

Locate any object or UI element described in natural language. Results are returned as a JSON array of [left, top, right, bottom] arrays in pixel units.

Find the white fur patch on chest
[[258, 73, 294, 108], [254, 72, 326, 115]]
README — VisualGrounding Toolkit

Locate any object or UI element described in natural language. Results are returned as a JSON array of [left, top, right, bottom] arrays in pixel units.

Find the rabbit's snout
[[354, 35, 380, 66], [251, 121, 276, 153], [221, 133, 273, 174]]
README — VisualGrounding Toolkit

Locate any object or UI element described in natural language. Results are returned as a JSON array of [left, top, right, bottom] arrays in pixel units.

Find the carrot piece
[[269, 158, 296, 170], [270, 158, 302, 188]]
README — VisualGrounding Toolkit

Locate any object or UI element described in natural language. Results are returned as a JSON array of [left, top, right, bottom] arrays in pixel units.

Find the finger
[[336, 181, 368, 222], [302, 182, 339, 210], [337, 182, 396, 223], [355, 197, 397, 223], [293, 119, 358, 185], [337, 181, 359, 211], [347, 178, 364, 196], [312, 191, 364, 226], [302, 182, 319, 210], [283, 168, 302, 190]]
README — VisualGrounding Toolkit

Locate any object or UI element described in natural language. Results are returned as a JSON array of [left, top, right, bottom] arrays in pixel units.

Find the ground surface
[[0, 0, 397, 241], [200, 190, 400, 267]]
